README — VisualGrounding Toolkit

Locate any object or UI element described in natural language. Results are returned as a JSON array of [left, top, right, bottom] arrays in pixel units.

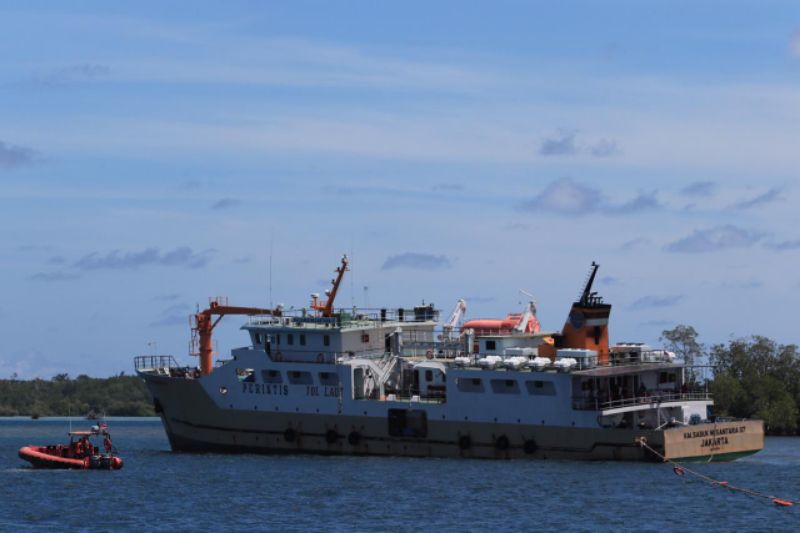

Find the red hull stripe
[[18, 446, 88, 469]]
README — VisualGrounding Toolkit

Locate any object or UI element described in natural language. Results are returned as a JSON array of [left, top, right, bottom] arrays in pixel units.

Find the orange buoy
[[673, 465, 685, 476], [773, 499, 793, 507]]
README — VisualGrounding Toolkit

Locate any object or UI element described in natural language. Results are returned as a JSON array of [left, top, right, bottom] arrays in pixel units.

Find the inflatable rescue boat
[[18, 423, 123, 470]]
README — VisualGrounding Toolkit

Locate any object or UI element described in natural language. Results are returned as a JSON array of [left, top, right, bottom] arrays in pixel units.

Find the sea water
[[0, 418, 797, 531]]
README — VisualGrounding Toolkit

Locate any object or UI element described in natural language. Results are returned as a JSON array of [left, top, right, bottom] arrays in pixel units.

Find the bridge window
[[288, 334, 294, 346], [456, 377, 484, 393], [261, 370, 283, 383], [300, 334, 306, 346], [288, 371, 313, 385], [236, 368, 255, 382], [659, 372, 677, 384], [319, 372, 339, 386], [324, 335, 330, 347], [486, 340, 496, 350], [526, 380, 556, 396], [425, 370, 433, 382], [491, 379, 520, 394]]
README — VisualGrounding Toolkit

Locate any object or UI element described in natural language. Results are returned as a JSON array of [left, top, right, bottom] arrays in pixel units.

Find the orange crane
[[310, 255, 349, 317], [192, 298, 282, 376]]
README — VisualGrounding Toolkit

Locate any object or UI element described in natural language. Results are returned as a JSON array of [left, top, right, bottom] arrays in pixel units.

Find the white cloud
[[520, 178, 602, 215], [665, 225, 764, 253], [382, 253, 451, 270]]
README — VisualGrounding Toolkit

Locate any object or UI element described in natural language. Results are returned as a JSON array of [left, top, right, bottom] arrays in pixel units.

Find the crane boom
[[192, 298, 282, 376], [443, 298, 467, 339], [310, 255, 349, 317], [513, 300, 538, 333]]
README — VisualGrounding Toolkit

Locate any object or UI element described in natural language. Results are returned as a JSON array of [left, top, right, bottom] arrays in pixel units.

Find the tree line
[[0, 374, 155, 418], [661, 325, 799, 435]]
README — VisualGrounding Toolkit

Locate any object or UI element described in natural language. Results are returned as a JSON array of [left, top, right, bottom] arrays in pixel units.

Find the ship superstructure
[[136, 258, 763, 461]]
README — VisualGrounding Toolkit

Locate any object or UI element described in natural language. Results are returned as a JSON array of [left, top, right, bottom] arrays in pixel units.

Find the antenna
[[269, 237, 273, 308], [519, 288, 535, 303], [349, 245, 355, 309], [363, 286, 370, 308]]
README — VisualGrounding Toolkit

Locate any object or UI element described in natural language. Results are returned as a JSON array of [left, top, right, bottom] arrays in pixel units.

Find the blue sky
[[2, 1, 799, 378]]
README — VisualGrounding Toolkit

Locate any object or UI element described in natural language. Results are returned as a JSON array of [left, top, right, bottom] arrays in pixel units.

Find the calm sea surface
[[0, 418, 797, 531]]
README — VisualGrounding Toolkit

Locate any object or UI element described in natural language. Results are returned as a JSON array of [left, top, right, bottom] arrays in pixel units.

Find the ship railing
[[134, 355, 197, 378], [466, 328, 542, 338], [246, 307, 441, 327], [268, 350, 388, 365], [572, 391, 712, 411], [607, 350, 677, 366], [400, 340, 466, 359], [381, 392, 447, 404]]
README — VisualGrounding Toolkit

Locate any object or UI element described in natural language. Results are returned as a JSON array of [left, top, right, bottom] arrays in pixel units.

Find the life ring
[[495, 435, 510, 451], [425, 350, 433, 360], [457, 351, 464, 357], [523, 439, 537, 455], [325, 429, 339, 444], [458, 435, 471, 450], [284, 428, 297, 442], [347, 431, 361, 446]]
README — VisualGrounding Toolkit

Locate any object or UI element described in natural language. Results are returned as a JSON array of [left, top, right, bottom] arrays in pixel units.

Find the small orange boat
[[18, 424, 123, 470]]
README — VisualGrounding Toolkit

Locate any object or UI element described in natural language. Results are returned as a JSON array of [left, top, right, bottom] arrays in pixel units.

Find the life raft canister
[[425, 351, 433, 360]]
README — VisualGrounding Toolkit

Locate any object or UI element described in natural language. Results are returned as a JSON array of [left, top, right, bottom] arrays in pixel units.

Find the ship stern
[[656, 419, 764, 462]]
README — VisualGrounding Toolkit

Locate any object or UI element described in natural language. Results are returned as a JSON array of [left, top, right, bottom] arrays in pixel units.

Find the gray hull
[[144, 373, 673, 461]]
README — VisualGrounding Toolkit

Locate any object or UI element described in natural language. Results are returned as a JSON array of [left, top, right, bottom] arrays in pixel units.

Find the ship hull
[[144, 374, 763, 462]]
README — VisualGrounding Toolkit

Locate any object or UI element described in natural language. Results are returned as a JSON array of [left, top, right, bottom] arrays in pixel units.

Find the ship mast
[[578, 261, 601, 306]]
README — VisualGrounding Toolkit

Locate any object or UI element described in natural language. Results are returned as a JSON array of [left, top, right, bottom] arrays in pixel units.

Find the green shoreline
[[0, 375, 155, 418]]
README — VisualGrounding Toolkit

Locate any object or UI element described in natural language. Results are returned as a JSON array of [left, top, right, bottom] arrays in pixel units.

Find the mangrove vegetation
[[0, 374, 154, 418]]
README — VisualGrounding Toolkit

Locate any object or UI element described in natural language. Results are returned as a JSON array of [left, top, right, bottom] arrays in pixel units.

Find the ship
[[19, 423, 123, 470], [135, 257, 764, 462]]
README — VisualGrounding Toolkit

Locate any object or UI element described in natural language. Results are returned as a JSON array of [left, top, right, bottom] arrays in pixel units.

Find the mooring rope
[[635, 437, 795, 507]]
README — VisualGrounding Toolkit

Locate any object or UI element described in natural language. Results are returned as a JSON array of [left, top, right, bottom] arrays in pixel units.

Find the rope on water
[[635, 437, 795, 507]]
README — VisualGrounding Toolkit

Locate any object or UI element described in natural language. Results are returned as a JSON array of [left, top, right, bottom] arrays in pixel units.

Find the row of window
[[237, 368, 339, 386], [254, 333, 331, 347], [455, 377, 556, 396]]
